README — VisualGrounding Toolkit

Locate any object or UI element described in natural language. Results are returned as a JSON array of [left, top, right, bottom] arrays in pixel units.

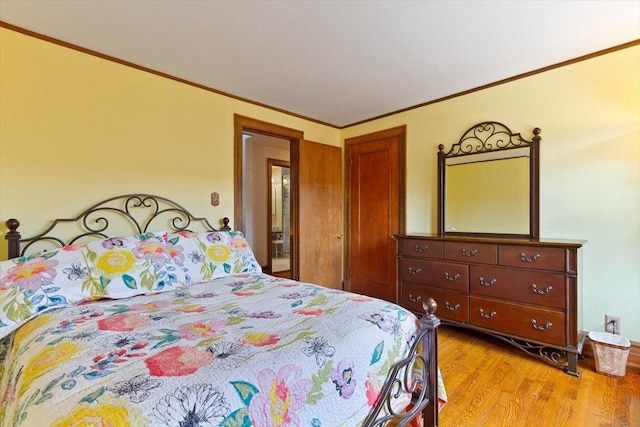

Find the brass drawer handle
[[479, 308, 497, 319], [408, 267, 422, 276], [520, 252, 541, 263], [408, 294, 422, 303], [479, 277, 497, 287], [444, 272, 460, 281], [415, 244, 429, 253], [531, 319, 553, 330], [531, 284, 553, 294], [445, 301, 460, 311], [461, 248, 478, 257]]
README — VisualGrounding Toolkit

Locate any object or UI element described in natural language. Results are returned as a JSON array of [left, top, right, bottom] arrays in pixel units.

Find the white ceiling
[[1, 1, 639, 127]]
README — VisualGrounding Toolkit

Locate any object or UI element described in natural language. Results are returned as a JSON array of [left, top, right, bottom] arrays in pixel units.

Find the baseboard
[[581, 332, 640, 371]]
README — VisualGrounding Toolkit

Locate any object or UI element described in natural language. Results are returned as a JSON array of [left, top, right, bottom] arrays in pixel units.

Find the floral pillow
[[82, 232, 182, 299], [0, 244, 92, 339], [165, 230, 262, 285]]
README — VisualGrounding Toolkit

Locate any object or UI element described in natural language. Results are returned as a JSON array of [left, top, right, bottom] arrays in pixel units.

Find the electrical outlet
[[605, 314, 621, 334]]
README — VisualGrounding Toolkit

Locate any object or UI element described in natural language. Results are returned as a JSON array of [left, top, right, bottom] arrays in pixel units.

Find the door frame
[[234, 114, 303, 278], [344, 125, 406, 294]]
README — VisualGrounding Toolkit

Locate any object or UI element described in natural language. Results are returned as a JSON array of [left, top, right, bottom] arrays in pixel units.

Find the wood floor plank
[[438, 326, 640, 427]]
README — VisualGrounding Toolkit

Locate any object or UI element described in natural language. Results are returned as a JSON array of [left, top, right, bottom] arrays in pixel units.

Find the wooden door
[[296, 140, 343, 289], [346, 127, 405, 302]]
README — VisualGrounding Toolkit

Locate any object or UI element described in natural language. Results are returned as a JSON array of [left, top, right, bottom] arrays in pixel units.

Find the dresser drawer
[[470, 266, 566, 309], [469, 297, 566, 346], [401, 284, 468, 323], [399, 239, 443, 259], [499, 245, 565, 272], [444, 242, 497, 264], [399, 258, 468, 292]]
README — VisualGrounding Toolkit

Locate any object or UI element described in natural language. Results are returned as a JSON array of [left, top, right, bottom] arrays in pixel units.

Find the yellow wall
[[0, 28, 340, 259], [446, 156, 529, 234], [343, 45, 640, 341], [2, 27, 639, 341]]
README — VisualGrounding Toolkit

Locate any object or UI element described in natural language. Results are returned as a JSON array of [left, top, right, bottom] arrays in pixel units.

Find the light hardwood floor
[[437, 326, 639, 427]]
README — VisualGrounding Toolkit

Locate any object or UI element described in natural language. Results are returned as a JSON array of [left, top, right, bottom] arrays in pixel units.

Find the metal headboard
[[5, 193, 230, 258]]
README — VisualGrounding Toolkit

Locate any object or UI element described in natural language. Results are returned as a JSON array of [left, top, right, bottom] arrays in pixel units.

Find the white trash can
[[588, 331, 630, 377]]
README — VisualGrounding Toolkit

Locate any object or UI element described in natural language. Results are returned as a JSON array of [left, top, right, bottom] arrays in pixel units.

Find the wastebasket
[[588, 331, 630, 377]]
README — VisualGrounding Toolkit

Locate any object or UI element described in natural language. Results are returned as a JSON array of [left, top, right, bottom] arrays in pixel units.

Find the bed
[[0, 194, 444, 426]]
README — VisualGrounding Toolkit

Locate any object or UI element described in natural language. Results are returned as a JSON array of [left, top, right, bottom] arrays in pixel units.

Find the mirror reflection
[[269, 161, 290, 274], [445, 150, 529, 234]]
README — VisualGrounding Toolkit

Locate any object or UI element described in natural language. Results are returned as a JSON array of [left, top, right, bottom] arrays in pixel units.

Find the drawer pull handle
[[479, 277, 497, 287], [520, 252, 541, 263], [461, 248, 478, 257], [444, 272, 460, 281], [531, 284, 553, 294], [531, 319, 553, 330], [479, 308, 497, 319], [408, 294, 422, 303], [445, 301, 460, 311], [414, 244, 429, 253], [408, 267, 422, 276]]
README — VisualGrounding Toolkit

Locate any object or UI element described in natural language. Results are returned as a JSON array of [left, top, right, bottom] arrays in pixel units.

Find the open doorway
[[241, 132, 291, 276], [234, 115, 302, 279], [234, 115, 343, 288], [268, 159, 291, 277]]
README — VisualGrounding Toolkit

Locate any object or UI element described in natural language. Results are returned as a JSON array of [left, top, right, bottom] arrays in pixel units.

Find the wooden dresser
[[396, 234, 585, 375]]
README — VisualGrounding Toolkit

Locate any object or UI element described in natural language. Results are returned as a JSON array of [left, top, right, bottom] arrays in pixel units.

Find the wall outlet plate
[[605, 314, 621, 334]]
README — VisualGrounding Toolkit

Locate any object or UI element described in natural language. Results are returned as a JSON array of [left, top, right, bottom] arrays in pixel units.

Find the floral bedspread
[[0, 273, 426, 426]]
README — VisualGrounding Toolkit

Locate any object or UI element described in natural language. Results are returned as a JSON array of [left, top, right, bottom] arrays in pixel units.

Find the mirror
[[437, 122, 540, 238], [268, 159, 291, 275]]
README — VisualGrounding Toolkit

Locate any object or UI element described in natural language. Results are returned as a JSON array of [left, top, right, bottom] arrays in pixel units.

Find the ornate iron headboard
[[5, 194, 231, 258]]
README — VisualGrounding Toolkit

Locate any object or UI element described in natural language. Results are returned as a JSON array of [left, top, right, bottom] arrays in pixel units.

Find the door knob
[[337, 234, 344, 239]]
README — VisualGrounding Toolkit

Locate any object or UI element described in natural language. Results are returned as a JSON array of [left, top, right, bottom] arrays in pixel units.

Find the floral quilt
[[0, 273, 425, 426]]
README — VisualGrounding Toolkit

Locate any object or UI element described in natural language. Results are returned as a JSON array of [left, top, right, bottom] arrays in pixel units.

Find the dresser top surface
[[396, 234, 585, 248]]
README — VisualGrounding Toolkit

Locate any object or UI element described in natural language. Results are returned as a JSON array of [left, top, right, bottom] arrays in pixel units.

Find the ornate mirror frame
[[437, 121, 541, 238]]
